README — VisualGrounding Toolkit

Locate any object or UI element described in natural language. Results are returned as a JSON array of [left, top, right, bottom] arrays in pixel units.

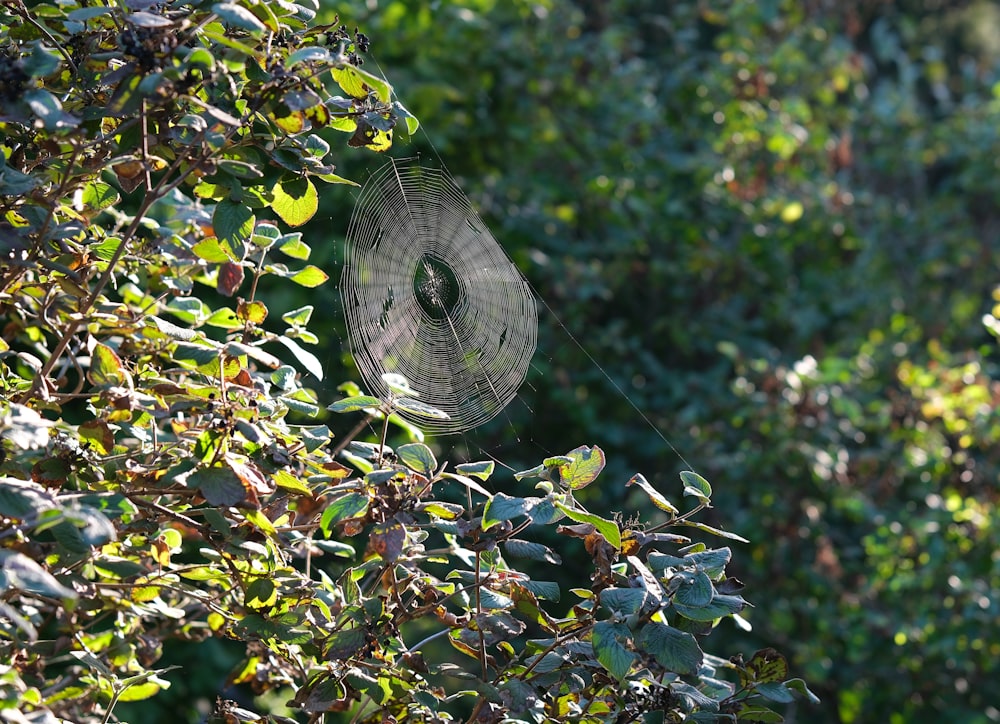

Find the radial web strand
[[341, 159, 537, 435]]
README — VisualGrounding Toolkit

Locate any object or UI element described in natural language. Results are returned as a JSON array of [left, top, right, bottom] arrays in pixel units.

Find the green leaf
[[0, 478, 53, 519], [250, 220, 281, 248], [332, 64, 392, 101], [23, 89, 78, 130], [274, 469, 311, 495], [755, 682, 796, 704], [189, 467, 246, 506], [415, 501, 464, 520], [0, 551, 76, 599], [245, 576, 278, 608], [680, 470, 712, 501], [212, 2, 266, 32], [674, 571, 715, 607], [271, 178, 318, 226], [194, 428, 225, 462], [503, 539, 561, 565], [678, 520, 750, 543], [599, 587, 649, 615], [289, 264, 328, 287], [273, 335, 324, 379], [23, 43, 60, 77], [393, 397, 450, 420], [205, 308, 242, 330], [279, 236, 312, 260], [747, 648, 789, 683], [551, 445, 605, 489], [325, 626, 367, 659], [192, 236, 235, 262], [315, 172, 360, 186], [735, 704, 785, 722], [81, 182, 120, 214], [319, 492, 369, 536], [89, 343, 125, 386], [90, 236, 124, 262], [627, 473, 678, 514], [673, 593, 746, 622], [783, 678, 821, 704], [287, 47, 331, 68], [455, 460, 494, 480], [637, 622, 703, 675], [553, 501, 621, 549], [244, 508, 276, 536], [327, 395, 382, 413], [393, 100, 420, 135], [591, 621, 637, 681], [440, 472, 492, 498], [213, 199, 254, 253], [397, 443, 437, 475], [513, 463, 546, 481], [282, 305, 314, 326], [520, 580, 560, 601], [482, 492, 533, 531]]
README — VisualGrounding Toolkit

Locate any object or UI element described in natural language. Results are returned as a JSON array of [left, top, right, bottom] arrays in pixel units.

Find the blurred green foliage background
[[288, 1, 1000, 722]]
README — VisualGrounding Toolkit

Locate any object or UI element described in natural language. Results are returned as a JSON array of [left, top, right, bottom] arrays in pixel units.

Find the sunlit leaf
[[212, 2, 265, 32], [271, 178, 318, 226], [319, 492, 369, 536], [454, 460, 494, 480], [553, 501, 620, 549], [551, 445, 605, 489], [327, 395, 382, 413], [397, 443, 436, 475], [393, 397, 449, 420], [89, 342, 126, 387], [272, 335, 323, 379], [680, 470, 712, 501], [289, 264, 328, 288], [627, 473, 678, 514]]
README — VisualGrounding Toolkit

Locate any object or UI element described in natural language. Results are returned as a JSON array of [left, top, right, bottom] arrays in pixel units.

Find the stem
[[474, 550, 487, 680], [378, 403, 391, 463]]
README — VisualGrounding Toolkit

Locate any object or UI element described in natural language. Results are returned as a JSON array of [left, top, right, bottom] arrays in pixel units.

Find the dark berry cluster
[[331, 25, 370, 66], [118, 24, 177, 72], [0, 50, 28, 103]]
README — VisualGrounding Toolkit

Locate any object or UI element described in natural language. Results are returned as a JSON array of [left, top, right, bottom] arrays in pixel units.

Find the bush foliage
[[0, 1, 816, 722]]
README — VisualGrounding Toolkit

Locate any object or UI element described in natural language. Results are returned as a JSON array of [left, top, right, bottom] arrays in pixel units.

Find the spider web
[[341, 159, 537, 435]]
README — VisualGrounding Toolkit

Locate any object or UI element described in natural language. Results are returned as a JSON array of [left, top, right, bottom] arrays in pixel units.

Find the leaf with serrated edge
[[553, 445, 605, 489], [637, 621, 703, 675], [592, 621, 637, 681]]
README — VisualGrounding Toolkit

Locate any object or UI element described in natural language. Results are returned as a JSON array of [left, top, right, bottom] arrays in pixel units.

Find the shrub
[[0, 0, 813, 721]]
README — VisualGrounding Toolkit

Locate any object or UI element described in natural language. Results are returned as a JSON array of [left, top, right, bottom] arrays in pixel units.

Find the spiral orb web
[[341, 159, 537, 435]]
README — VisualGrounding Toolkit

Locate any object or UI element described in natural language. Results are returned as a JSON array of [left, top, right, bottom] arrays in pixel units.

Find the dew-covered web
[[341, 159, 537, 435]]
